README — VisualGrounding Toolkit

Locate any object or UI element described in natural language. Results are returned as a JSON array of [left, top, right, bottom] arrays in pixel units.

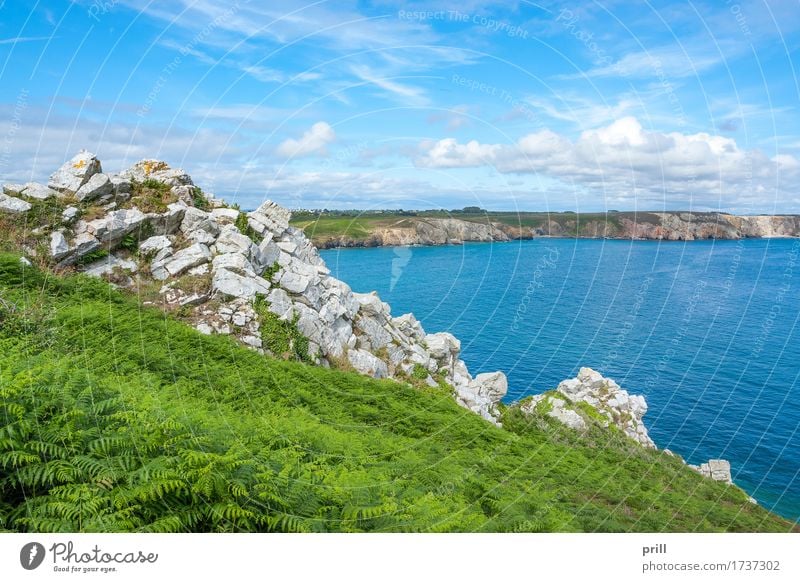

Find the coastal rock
[[690, 459, 732, 483], [0, 193, 32, 214], [48, 150, 101, 194], [49, 231, 69, 260], [75, 173, 113, 202], [521, 368, 655, 448], [164, 243, 211, 277], [347, 348, 389, 379], [121, 159, 193, 187], [6, 182, 58, 200]]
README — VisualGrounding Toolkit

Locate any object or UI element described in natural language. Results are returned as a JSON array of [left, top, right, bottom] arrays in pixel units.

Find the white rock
[[164, 243, 212, 276], [62, 206, 80, 223], [121, 159, 193, 187], [212, 252, 256, 277], [0, 193, 31, 214], [279, 270, 311, 294], [86, 208, 147, 242], [75, 173, 113, 202], [48, 151, 101, 194], [19, 182, 57, 200], [347, 348, 389, 379], [49, 231, 69, 259], [138, 235, 172, 256], [212, 268, 270, 299], [210, 208, 240, 224], [82, 254, 138, 277]]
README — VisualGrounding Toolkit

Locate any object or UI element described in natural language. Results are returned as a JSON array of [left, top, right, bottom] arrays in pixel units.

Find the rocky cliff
[[0, 152, 742, 489], [303, 211, 800, 248]]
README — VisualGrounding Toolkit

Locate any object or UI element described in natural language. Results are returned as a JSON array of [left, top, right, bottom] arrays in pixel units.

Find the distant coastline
[[290, 210, 800, 248]]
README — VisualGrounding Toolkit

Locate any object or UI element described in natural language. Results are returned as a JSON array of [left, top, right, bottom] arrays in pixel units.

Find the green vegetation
[[126, 179, 178, 213], [192, 187, 211, 212], [0, 252, 792, 533], [234, 210, 263, 245], [253, 297, 311, 363]]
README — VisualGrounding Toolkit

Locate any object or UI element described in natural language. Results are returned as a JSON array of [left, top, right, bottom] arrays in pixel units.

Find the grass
[[125, 179, 178, 213], [0, 252, 793, 533]]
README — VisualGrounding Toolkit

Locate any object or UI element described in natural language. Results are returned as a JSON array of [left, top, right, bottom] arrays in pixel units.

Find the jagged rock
[[5, 182, 58, 200], [82, 254, 138, 277], [164, 243, 211, 277], [146, 202, 186, 235], [528, 368, 655, 448], [521, 395, 587, 430], [354, 291, 390, 316], [75, 173, 113, 202], [109, 174, 132, 196], [48, 150, 101, 194], [213, 226, 255, 257], [279, 271, 311, 294], [62, 206, 80, 224], [121, 160, 193, 187], [266, 288, 294, 320], [254, 237, 280, 272], [210, 208, 240, 224], [181, 207, 219, 238], [49, 231, 69, 260], [393, 313, 425, 340], [347, 348, 389, 379], [138, 235, 172, 256], [0, 193, 32, 214], [212, 268, 270, 299], [455, 371, 508, 423], [212, 252, 255, 276], [690, 459, 732, 483], [425, 331, 461, 375], [57, 233, 101, 267], [86, 208, 147, 242], [247, 200, 291, 237]]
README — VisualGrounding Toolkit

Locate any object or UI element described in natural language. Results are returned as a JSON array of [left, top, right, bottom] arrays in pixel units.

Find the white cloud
[[416, 116, 800, 208], [276, 122, 336, 158], [350, 65, 429, 106]]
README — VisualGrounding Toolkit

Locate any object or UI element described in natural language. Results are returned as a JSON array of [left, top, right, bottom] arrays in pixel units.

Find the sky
[[1, 0, 799, 212]]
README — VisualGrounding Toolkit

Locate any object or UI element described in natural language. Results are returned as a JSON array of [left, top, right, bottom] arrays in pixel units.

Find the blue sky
[[1, 0, 799, 212]]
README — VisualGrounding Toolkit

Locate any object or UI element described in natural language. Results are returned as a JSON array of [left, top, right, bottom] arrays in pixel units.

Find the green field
[[0, 253, 793, 532]]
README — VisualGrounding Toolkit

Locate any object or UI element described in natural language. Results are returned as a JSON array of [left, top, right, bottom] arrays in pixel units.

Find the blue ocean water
[[321, 238, 800, 522]]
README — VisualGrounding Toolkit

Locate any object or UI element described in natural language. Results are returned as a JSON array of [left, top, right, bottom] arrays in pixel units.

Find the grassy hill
[[0, 253, 792, 532]]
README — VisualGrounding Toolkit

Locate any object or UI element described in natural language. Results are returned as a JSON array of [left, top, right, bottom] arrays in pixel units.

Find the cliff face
[[309, 212, 800, 248]]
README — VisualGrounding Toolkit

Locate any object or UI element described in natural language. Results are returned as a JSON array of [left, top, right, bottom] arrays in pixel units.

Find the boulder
[[146, 202, 186, 235], [212, 269, 270, 299], [10, 182, 58, 200], [62, 206, 80, 224], [163, 243, 211, 277], [49, 231, 69, 260], [690, 459, 732, 483], [82, 254, 138, 277], [48, 150, 101, 194], [0, 193, 31, 214], [210, 208, 240, 224], [75, 173, 113, 202], [347, 348, 389, 379], [57, 233, 101, 267], [86, 208, 147, 242], [138, 235, 172, 257], [247, 200, 291, 237], [121, 159, 193, 187]]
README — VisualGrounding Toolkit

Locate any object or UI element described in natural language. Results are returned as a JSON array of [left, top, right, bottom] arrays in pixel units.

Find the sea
[[321, 238, 800, 522]]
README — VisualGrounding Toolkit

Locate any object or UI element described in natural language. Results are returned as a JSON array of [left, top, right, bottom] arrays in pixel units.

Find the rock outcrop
[[0, 152, 508, 424], [520, 367, 654, 448], [689, 459, 732, 483]]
